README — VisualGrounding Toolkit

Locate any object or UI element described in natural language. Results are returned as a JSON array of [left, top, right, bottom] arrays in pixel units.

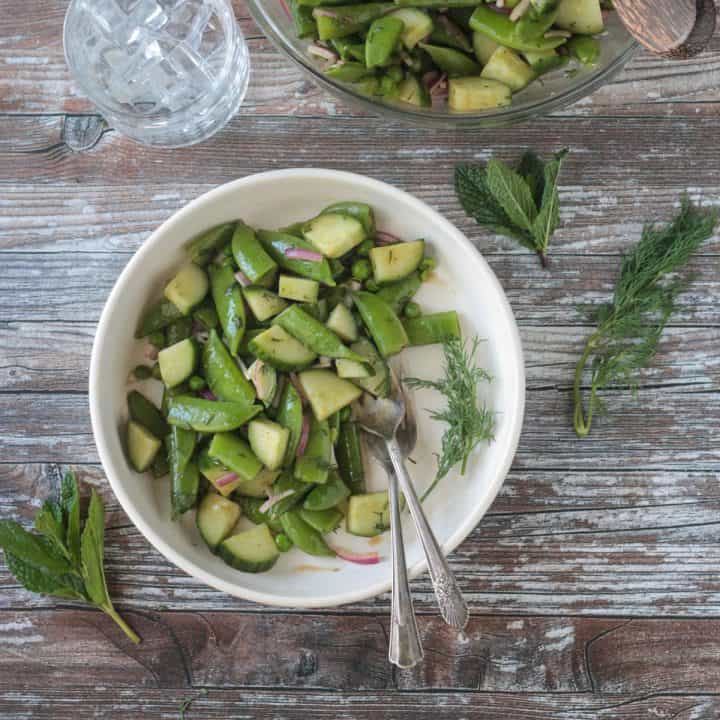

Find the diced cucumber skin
[[303, 470, 351, 511], [448, 76, 512, 111], [278, 275, 320, 304], [203, 329, 256, 406], [280, 510, 336, 557], [248, 418, 290, 471], [347, 491, 391, 537], [300, 507, 343, 534], [186, 223, 235, 266], [158, 338, 199, 389], [248, 325, 317, 372], [166, 396, 262, 433], [388, 7, 434, 48], [126, 421, 161, 472], [136, 299, 184, 338], [127, 390, 169, 439], [197, 493, 241, 552], [218, 524, 280, 573], [481, 46, 535, 92], [298, 369, 363, 423], [403, 310, 462, 346], [294, 416, 332, 484], [303, 212, 366, 258], [326, 303, 358, 343], [369, 240, 425, 284], [164, 263, 209, 315], [336, 358, 371, 378], [321, 202, 376, 236], [349, 338, 390, 397], [208, 432, 264, 482], [243, 286, 288, 322], [335, 422, 365, 495]]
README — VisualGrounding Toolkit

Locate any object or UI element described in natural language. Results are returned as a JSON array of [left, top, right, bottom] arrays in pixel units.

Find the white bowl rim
[[89, 168, 526, 608]]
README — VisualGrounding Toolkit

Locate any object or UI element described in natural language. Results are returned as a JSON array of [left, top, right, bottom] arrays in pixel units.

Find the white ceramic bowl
[[90, 168, 525, 608]]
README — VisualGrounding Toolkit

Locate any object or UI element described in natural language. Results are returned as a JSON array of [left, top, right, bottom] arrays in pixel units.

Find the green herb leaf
[[80, 490, 109, 606], [5, 550, 85, 599], [456, 150, 568, 266], [34, 500, 69, 560], [0, 520, 74, 576], [573, 195, 718, 436], [406, 337, 495, 499], [61, 471, 82, 567], [485, 159, 538, 233]]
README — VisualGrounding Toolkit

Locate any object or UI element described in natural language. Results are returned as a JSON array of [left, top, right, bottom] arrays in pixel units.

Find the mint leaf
[[517, 150, 546, 207], [486, 159, 538, 233], [61, 471, 81, 567], [34, 501, 68, 560], [0, 520, 73, 576], [80, 490, 109, 606], [532, 149, 568, 256], [5, 551, 85, 599]]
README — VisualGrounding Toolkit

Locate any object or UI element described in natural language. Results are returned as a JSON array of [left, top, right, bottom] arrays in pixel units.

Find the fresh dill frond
[[406, 337, 495, 499], [573, 195, 718, 437]]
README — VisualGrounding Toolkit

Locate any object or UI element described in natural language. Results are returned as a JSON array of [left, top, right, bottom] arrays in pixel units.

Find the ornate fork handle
[[385, 437, 469, 630]]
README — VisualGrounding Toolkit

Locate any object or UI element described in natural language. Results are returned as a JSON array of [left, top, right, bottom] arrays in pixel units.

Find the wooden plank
[[0, 609, 716, 693], [3, 465, 720, 615], [1, 253, 718, 326], [0, 687, 718, 719], [2, 323, 717, 394], [0, 0, 718, 117], [2, 179, 720, 257]]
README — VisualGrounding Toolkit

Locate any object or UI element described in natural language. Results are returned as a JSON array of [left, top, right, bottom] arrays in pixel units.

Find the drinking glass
[[64, 0, 249, 147]]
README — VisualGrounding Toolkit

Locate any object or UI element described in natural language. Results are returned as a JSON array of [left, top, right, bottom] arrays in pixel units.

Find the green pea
[[356, 238, 374, 256], [351, 258, 372, 281], [188, 375, 207, 392], [364, 279, 380, 292], [403, 301, 421, 319], [148, 331, 165, 348], [275, 532, 293, 553], [132, 364, 153, 380], [419, 256, 437, 281]]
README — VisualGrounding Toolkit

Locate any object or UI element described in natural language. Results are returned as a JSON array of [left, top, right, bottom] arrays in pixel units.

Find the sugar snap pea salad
[[290, 0, 611, 111], [125, 202, 462, 573]]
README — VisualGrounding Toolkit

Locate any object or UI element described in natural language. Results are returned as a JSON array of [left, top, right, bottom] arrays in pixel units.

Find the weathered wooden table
[[2, 3, 720, 717]]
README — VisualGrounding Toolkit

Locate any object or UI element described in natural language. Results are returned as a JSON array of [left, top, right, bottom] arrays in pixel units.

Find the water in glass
[[64, 0, 249, 147]]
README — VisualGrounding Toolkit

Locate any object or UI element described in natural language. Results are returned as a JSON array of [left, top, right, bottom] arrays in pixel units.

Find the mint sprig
[[0, 471, 140, 643], [456, 149, 568, 267]]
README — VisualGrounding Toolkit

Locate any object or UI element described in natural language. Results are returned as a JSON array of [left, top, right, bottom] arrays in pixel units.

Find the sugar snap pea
[[275, 382, 304, 465], [403, 310, 461, 346], [232, 222, 278, 284], [186, 223, 235, 266], [334, 422, 365, 494], [300, 507, 344, 533], [257, 230, 335, 286], [209, 262, 246, 355], [166, 426, 199, 518], [280, 510, 335, 557], [365, 16, 404, 68], [303, 469, 351, 511], [314, 3, 395, 41], [352, 291, 409, 357], [167, 396, 262, 432], [294, 416, 332, 485], [203, 329, 256, 405], [469, 6, 568, 53], [136, 299, 184, 338]]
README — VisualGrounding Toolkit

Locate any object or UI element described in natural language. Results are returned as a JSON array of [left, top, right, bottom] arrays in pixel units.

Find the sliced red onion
[[215, 472, 238, 488], [296, 413, 311, 457], [259, 488, 295, 514], [234, 270, 251, 287], [199, 389, 217, 401], [288, 372, 307, 404], [249, 360, 266, 397], [429, 73, 448, 96], [332, 547, 381, 565], [375, 230, 402, 245], [271, 375, 286, 409], [308, 43, 339, 64], [279, 0, 291, 19], [285, 247, 324, 262], [422, 70, 440, 89]]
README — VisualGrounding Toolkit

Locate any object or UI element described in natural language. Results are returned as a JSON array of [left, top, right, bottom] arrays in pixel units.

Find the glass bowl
[[246, 1, 636, 127]]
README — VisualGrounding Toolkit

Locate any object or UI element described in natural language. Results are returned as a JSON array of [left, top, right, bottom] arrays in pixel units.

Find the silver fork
[[355, 369, 470, 645]]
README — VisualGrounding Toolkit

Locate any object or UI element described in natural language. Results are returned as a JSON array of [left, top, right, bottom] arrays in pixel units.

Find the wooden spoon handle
[[614, 0, 717, 59]]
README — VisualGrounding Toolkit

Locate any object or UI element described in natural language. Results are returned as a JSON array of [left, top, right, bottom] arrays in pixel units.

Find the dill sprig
[[406, 337, 495, 499], [573, 195, 718, 437]]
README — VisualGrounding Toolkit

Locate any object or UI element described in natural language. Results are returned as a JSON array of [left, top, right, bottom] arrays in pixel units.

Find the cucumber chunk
[[198, 448, 244, 496], [278, 275, 320, 303], [369, 240, 424, 284], [481, 46, 535, 92], [248, 418, 290, 471], [397, 73, 432, 107], [164, 263, 209, 315], [300, 507, 344, 534], [197, 493, 241, 552], [347, 491, 391, 537], [242, 286, 288, 322], [208, 432, 264, 482], [298, 369, 363, 422], [523, 48, 566, 75], [555, 0, 603, 35], [448, 76, 512, 111], [158, 338, 199, 389], [321, 202, 375, 236], [126, 420, 161, 472], [248, 324, 317, 372], [472, 30, 498, 64], [336, 358, 372, 378], [303, 213, 366, 258], [388, 7, 433, 48], [235, 467, 281, 498], [326, 303, 358, 343], [218, 524, 280, 573], [127, 390, 168, 439], [349, 338, 390, 397]]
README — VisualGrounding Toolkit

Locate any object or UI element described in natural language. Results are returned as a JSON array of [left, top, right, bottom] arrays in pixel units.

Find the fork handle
[[386, 437, 469, 630], [387, 470, 423, 668]]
